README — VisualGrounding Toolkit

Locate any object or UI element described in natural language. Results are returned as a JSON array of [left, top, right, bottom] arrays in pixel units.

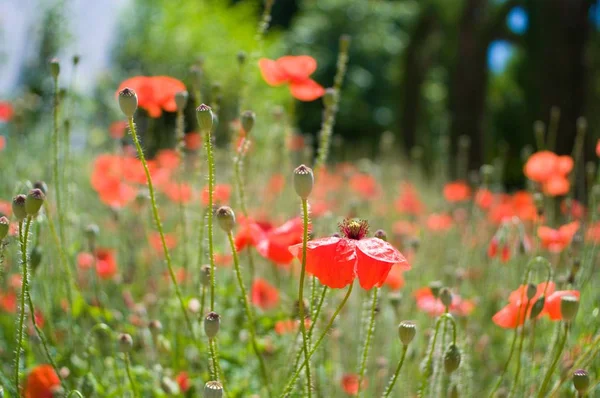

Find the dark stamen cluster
[[339, 218, 369, 240]]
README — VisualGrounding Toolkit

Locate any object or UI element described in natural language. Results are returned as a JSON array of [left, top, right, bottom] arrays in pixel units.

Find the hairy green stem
[[382, 345, 409, 398], [509, 299, 533, 397], [124, 353, 139, 398], [537, 323, 569, 397], [298, 198, 312, 398], [357, 287, 379, 398], [14, 219, 31, 393], [203, 122, 217, 311]]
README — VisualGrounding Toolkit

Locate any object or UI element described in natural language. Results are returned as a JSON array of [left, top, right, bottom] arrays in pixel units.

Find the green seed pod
[[196, 104, 214, 132], [175, 91, 189, 112], [241, 110, 255, 134], [529, 296, 545, 319], [440, 288, 453, 308], [33, 181, 48, 195], [293, 164, 314, 199], [0, 216, 9, 240], [573, 369, 590, 394], [118, 88, 138, 118], [443, 344, 461, 373], [12, 194, 27, 221], [49, 58, 60, 79], [148, 320, 163, 337], [560, 295, 579, 322], [398, 321, 416, 346], [200, 265, 211, 287], [204, 312, 220, 339], [374, 229, 387, 241], [216, 206, 236, 233], [25, 188, 45, 216], [85, 224, 100, 246], [204, 381, 223, 398], [526, 283, 537, 301], [429, 281, 443, 299], [117, 333, 133, 353]]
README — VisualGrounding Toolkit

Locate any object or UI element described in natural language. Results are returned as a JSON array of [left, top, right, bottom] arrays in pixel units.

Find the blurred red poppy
[[184, 132, 202, 151], [117, 76, 186, 118], [0, 101, 13, 122], [251, 278, 280, 310], [256, 217, 305, 265], [475, 188, 494, 210], [274, 319, 311, 335], [341, 373, 367, 396], [259, 56, 325, 101], [414, 287, 475, 317], [492, 282, 555, 329], [176, 371, 191, 393], [543, 290, 580, 321], [162, 182, 194, 203], [395, 182, 424, 215], [201, 184, 231, 206], [349, 173, 381, 200], [0, 291, 17, 313], [289, 219, 409, 289], [109, 120, 128, 139], [95, 249, 118, 280], [383, 263, 405, 290], [443, 181, 471, 203], [537, 221, 579, 253], [426, 213, 453, 231], [524, 151, 573, 190], [0, 136, 5, 151], [23, 364, 60, 398]]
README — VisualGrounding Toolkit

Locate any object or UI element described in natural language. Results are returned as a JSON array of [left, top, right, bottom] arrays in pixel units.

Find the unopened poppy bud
[[12, 194, 27, 221], [204, 312, 220, 339], [196, 104, 213, 132], [216, 206, 236, 232], [118, 88, 138, 118], [33, 181, 48, 195], [49, 58, 60, 79], [241, 110, 255, 134], [293, 164, 314, 199], [339, 34, 351, 53], [529, 296, 545, 319], [440, 288, 452, 308], [85, 224, 100, 244], [117, 333, 133, 353], [429, 281, 443, 299], [201, 265, 211, 286], [398, 321, 416, 345], [237, 51, 247, 65], [573, 369, 590, 394], [443, 344, 461, 373], [388, 292, 402, 308], [323, 88, 336, 108], [148, 320, 163, 336], [560, 295, 579, 321], [374, 229, 387, 241], [25, 188, 45, 215], [175, 91, 189, 111], [526, 283, 537, 301], [204, 380, 224, 398], [0, 217, 9, 240]]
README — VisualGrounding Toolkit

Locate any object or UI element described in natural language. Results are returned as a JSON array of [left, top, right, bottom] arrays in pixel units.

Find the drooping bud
[[323, 88, 336, 108], [49, 58, 60, 80], [526, 283, 537, 301], [204, 312, 220, 339], [241, 110, 255, 134], [398, 321, 416, 345], [560, 295, 579, 321], [33, 181, 48, 195], [204, 381, 224, 398], [25, 188, 45, 216], [148, 320, 163, 337], [175, 91, 189, 112], [440, 288, 452, 308], [117, 333, 133, 353], [118, 88, 138, 118], [196, 104, 214, 132], [200, 265, 211, 287], [529, 296, 545, 319], [85, 224, 100, 246], [374, 229, 387, 242], [12, 194, 27, 221], [443, 344, 461, 373], [293, 164, 314, 199], [0, 216, 9, 240], [429, 281, 443, 299], [216, 206, 236, 233], [573, 369, 590, 394]]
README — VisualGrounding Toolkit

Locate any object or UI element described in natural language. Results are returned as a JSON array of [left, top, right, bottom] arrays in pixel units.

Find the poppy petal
[[544, 290, 580, 320], [492, 303, 521, 329], [356, 238, 408, 290], [277, 55, 317, 80], [289, 79, 325, 101], [259, 58, 289, 86]]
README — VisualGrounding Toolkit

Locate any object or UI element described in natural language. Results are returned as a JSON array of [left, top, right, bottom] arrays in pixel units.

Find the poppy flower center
[[339, 219, 369, 240]]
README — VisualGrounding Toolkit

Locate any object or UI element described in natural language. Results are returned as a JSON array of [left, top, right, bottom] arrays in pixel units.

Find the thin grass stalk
[[357, 287, 379, 398]]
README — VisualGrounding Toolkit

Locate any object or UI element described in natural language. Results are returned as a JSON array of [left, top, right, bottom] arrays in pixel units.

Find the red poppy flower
[[289, 219, 409, 289], [0, 136, 5, 151], [426, 213, 453, 231], [77, 252, 95, 270], [597, 139, 600, 157], [0, 291, 17, 313], [109, 120, 128, 139], [162, 182, 194, 203], [542, 176, 570, 197], [256, 217, 305, 265], [561, 199, 585, 219], [349, 173, 381, 200], [201, 184, 231, 206], [543, 290, 580, 321], [251, 278, 280, 310], [95, 249, 118, 280], [23, 364, 60, 398], [175, 371, 191, 393], [394, 182, 424, 215], [117, 76, 186, 118], [259, 56, 325, 101], [235, 216, 269, 251], [184, 132, 202, 151], [149, 232, 178, 254], [0, 200, 12, 216], [341, 373, 367, 396], [443, 181, 471, 202], [274, 319, 311, 335], [414, 287, 475, 317], [524, 151, 573, 184], [492, 282, 556, 329], [475, 188, 494, 210], [537, 221, 579, 253], [214, 252, 233, 267], [0, 101, 13, 122]]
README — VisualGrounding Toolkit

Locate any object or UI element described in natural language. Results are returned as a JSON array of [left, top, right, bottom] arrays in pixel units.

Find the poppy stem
[[381, 345, 409, 398], [14, 219, 29, 393], [308, 285, 329, 341], [509, 299, 533, 397], [202, 117, 217, 312], [196, 208, 207, 292], [126, 118, 196, 340], [227, 231, 272, 396], [418, 313, 454, 396], [537, 322, 569, 397], [280, 282, 354, 397], [357, 287, 379, 398], [298, 198, 313, 398], [123, 352, 139, 398]]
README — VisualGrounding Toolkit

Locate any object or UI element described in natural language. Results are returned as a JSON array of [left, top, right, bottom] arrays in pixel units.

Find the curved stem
[[382, 345, 409, 398], [124, 353, 139, 398], [280, 283, 354, 397], [357, 287, 379, 398], [308, 286, 329, 341], [298, 198, 312, 397], [127, 118, 195, 338], [228, 232, 271, 397], [537, 323, 569, 397]]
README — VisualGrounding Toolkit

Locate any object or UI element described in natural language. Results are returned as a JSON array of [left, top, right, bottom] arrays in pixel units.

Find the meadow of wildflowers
[[0, 4, 599, 398]]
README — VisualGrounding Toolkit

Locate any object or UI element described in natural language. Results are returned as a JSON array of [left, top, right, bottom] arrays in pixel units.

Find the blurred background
[[1, 0, 600, 187]]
